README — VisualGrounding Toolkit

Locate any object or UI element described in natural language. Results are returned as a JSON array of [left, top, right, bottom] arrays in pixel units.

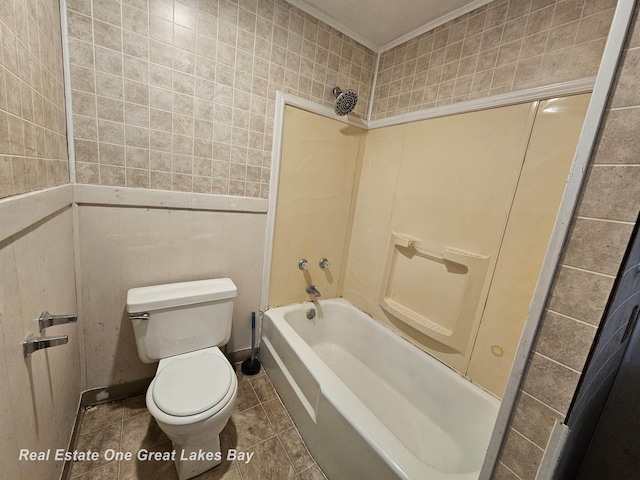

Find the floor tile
[[226, 404, 276, 449], [69, 460, 119, 480], [298, 464, 327, 480], [121, 411, 171, 452], [263, 398, 293, 433], [70, 423, 122, 477], [237, 436, 296, 480], [80, 401, 123, 434], [118, 440, 177, 480], [278, 428, 314, 473], [234, 380, 260, 412], [123, 394, 147, 419], [235, 365, 265, 385], [193, 458, 242, 480], [250, 375, 277, 403], [191, 431, 242, 480], [65, 369, 326, 480]]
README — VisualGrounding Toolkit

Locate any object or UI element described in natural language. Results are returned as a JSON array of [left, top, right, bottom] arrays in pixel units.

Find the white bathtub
[[260, 298, 499, 480]]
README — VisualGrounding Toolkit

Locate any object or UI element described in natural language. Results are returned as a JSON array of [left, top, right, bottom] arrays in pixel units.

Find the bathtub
[[260, 298, 499, 480]]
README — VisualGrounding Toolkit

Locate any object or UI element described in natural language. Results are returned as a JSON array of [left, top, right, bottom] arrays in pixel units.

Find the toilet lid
[[152, 354, 233, 417]]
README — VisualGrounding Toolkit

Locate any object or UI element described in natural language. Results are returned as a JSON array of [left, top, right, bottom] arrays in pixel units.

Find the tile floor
[[67, 367, 327, 480]]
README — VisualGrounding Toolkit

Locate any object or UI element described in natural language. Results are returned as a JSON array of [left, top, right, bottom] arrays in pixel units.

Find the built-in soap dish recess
[[379, 232, 491, 353]]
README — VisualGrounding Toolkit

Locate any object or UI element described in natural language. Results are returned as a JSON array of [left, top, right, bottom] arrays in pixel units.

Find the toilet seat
[[152, 353, 234, 417]]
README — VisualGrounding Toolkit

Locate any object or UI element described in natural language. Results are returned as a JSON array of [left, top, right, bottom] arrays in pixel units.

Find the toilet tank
[[126, 278, 237, 363]]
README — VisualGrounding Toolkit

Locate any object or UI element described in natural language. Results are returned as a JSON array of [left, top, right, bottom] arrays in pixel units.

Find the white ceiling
[[286, 0, 494, 52]]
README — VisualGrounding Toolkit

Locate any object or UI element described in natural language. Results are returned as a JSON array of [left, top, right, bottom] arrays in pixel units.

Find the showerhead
[[332, 87, 358, 116]]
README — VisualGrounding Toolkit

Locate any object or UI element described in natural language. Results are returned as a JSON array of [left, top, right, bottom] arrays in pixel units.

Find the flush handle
[[129, 313, 150, 321]]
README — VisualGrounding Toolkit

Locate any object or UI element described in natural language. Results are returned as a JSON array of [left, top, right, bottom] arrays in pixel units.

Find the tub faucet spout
[[306, 284, 321, 297]]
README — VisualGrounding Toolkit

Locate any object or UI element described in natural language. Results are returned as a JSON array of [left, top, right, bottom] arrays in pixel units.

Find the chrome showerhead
[[332, 87, 358, 116]]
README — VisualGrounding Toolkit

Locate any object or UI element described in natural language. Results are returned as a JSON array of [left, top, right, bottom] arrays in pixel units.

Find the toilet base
[[173, 435, 222, 480]]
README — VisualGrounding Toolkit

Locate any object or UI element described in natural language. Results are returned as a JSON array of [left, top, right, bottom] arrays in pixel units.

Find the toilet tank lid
[[127, 278, 237, 312]]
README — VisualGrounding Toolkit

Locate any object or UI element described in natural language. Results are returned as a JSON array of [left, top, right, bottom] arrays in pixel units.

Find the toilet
[[126, 278, 238, 480]]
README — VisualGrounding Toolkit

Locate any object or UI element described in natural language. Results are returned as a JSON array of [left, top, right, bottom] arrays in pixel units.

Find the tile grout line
[[575, 215, 637, 224], [519, 390, 567, 419], [500, 460, 526, 480], [531, 350, 583, 374], [545, 307, 601, 328], [560, 263, 617, 279]]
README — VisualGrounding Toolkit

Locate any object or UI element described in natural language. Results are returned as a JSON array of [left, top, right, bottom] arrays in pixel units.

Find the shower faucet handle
[[319, 258, 330, 269], [298, 259, 309, 270]]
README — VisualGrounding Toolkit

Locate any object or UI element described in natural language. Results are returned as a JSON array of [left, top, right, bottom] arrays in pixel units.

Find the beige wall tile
[[522, 352, 580, 413], [594, 107, 640, 164], [562, 218, 634, 276], [534, 309, 597, 371], [576, 9, 615, 44], [583, 0, 617, 17], [493, 462, 522, 480], [568, 38, 606, 71], [100, 164, 126, 185], [67, 0, 373, 197], [372, 0, 613, 120], [0, 157, 14, 197], [499, 428, 544, 480], [511, 391, 563, 448], [552, 0, 583, 28], [546, 21, 579, 52], [94, 20, 123, 52], [99, 142, 125, 166], [548, 265, 615, 325], [578, 165, 640, 222], [126, 146, 150, 169], [125, 167, 149, 187], [76, 161, 99, 183], [1, 0, 69, 199], [95, 45, 123, 76], [611, 48, 640, 108]]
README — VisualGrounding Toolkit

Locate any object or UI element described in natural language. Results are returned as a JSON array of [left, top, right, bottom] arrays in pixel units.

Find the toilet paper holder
[[38, 311, 77, 332], [22, 311, 78, 358]]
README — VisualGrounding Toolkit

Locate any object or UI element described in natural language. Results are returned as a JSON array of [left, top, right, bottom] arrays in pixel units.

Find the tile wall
[[552, 219, 640, 478], [0, 0, 69, 199], [66, 0, 374, 198], [372, 0, 616, 119], [496, 4, 640, 479]]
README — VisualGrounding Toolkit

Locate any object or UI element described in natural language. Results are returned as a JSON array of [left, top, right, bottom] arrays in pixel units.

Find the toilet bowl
[[146, 347, 237, 480], [127, 278, 239, 480]]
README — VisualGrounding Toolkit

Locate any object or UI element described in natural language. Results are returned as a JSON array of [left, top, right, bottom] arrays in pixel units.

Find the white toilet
[[126, 278, 238, 480]]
